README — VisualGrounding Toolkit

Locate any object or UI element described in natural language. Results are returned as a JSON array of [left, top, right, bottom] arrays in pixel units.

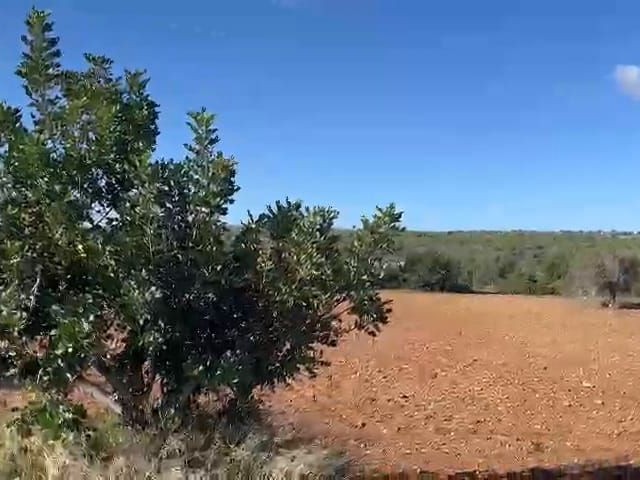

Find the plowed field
[[262, 292, 640, 473]]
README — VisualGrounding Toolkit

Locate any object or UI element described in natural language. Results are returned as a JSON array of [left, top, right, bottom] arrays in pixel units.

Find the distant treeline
[[371, 231, 640, 297]]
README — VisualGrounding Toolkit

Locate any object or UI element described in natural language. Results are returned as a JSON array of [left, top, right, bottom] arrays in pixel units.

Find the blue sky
[[2, 0, 640, 231]]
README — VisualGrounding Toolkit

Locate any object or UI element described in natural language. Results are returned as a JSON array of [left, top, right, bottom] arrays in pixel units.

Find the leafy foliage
[[0, 8, 403, 428]]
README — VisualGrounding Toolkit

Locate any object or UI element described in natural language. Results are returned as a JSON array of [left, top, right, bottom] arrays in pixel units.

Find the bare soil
[[4, 292, 640, 473], [261, 291, 640, 473]]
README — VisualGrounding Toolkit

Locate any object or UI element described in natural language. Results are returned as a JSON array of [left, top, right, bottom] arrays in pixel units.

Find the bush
[[592, 253, 640, 299], [497, 271, 543, 296], [0, 8, 403, 430], [377, 260, 404, 289], [402, 250, 468, 292]]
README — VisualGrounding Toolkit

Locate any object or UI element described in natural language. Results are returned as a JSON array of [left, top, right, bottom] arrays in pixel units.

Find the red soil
[[262, 292, 640, 473]]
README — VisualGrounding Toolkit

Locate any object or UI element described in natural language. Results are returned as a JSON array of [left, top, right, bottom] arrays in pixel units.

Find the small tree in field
[[0, 9, 403, 429], [594, 253, 640, 307], [402, 250, 463, 292]]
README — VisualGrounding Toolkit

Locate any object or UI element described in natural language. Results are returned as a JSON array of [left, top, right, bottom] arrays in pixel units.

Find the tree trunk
[[95, 357, 154, 428]]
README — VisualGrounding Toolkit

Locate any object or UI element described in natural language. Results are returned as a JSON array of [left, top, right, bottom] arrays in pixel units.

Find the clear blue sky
[[2, 0, 640, 231]]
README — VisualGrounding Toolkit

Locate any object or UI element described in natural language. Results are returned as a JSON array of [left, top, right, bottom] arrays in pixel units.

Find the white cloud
[[614, 64, 640, 100]]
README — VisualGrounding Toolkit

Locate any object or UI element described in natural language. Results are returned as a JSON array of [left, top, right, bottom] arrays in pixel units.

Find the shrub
[[402, 250, 467, 292], [377, 260, 404, 289], [0, 8, 403, 429], [497, 271, 543, 295], [538, 251, 570, 294]]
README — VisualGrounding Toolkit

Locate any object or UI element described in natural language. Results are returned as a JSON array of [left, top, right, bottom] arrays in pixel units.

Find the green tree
[[402, 250, 465, 292], [0, 8, 403, 428]]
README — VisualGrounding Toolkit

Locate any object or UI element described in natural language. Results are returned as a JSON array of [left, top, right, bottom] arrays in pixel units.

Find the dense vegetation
[[377, 230, 640, 298], [0, 5, 402, 454]]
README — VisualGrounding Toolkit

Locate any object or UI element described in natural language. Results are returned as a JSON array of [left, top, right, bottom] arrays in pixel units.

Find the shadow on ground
[[615, 301, 640, 310]]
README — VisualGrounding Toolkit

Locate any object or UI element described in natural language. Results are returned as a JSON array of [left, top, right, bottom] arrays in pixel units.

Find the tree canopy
[[0, 8, 403, 428]]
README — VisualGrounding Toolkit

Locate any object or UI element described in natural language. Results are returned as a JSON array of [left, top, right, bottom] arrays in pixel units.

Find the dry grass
[[0, 425, 142, 479], [0, 398, 349, 480], [0, 423, 348, 479]]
